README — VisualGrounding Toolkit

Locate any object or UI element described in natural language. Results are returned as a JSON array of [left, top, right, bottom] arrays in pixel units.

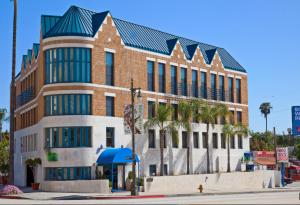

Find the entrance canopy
[[96, 148, 140, 165]]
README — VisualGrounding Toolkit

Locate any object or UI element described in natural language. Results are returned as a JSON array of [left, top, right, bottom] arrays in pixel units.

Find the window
[[148, 129, 155, 148], [201, 72, 207, 99], [170, 65, 177, 95], [149, 165, 157, 176], [238, 135, 243, 149], [202, 132, 208, 149], [193, 132, 199, 148], [211, 74, 217, 100], [213, 133, 218, 149], [158, 63, 166, 93], [164, 164, 168, 175], [182, 131, 188, 148], [228, 77, 234, 102], [221, 133, 226, 149], [105, 52, 114, 86], [231, 135, 235, 149], [45, 48, 91, 84], [171, 104, 178, 121], [45, 167, 91, 181], [237, 111, 242, 123], [181, 67, 187, 96], [172, 132, 179, 148], [45, 94, 91, 116], [45, 127, 91, 148], [106, 127, 115, 147], [148, 101, 155, 118], [147, 61, 155, 91], [106, 96, 115, 117], [236, 79, 241, 103], [219, 75, 225, 101], [220, 116, 226, 125], [192, 70, 198, 97], [230, 111, 235, 125]]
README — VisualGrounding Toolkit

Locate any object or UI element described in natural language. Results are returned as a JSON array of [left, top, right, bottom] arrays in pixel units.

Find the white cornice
[[43, 43, 93, 51], [42, 36, 95, 44]]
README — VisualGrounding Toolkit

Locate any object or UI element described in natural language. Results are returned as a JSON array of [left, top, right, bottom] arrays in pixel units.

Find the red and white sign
[[276, 147, 289, 163]]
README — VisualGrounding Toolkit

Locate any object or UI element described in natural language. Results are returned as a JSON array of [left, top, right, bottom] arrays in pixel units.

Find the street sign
[[276, 147, 289, 163], [292, 106, 300, 136], [123, 104, 144, 135]]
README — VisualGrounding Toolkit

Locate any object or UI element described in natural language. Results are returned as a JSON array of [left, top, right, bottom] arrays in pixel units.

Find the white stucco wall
[[14, 115, 250, 189]]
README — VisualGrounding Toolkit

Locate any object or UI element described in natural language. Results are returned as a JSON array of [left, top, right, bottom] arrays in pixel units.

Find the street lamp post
[[287, 128, 292, 146], [130, 79, 141, 196]]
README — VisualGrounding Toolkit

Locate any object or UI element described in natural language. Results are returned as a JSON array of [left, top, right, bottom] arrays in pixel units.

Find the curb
[[0, 195, 28, 200], [92, 195, 166, 200]]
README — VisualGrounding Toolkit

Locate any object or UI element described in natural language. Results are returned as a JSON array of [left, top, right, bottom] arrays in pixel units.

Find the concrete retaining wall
[[41, 179, 110, 193], [144, 171, 276, 194]]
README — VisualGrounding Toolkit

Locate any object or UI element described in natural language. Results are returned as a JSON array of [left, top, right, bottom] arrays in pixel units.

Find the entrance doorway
[[26, 165, 34, 187]]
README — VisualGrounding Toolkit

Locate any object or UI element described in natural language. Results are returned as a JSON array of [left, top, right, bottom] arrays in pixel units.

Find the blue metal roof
[[96, 148, 140, 165], [27, 49, 32, 64], [33, 43, 40, 59], [22, 55, 27, 70], [40, 5, 246, 72]]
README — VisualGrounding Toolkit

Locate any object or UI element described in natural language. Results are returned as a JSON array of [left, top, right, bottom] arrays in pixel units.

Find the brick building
[[14, 6, 249, 190]]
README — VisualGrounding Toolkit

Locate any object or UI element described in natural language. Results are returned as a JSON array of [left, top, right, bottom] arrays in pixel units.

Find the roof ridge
[[112, 17, 218, 49]]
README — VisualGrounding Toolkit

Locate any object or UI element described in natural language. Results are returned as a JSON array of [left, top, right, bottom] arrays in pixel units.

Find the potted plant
[[125, 171, 133, 191], [25, 158, 41, 190]]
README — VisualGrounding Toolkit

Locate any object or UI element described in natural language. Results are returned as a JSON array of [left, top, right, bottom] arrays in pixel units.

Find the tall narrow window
[[158, 63, 165, 93], [106, 127, 115, 147], [228, 77, 234, 102], [148, 129, 155, 148], [237, 111, 242, 123], [148, 101, 155, 118], [105, 52, 114, 86], [106, 96, 115, 117], [201, 72, 207, 99], [236, 79, 241, 103], [172, 131, 179, 148], [202, 132, 208, 149], [182, 131, 188, 148], [181, 67, 187, 96], [238, 135, 243, 149], [213, 133, 218, 148], [231, 135, 235, 149], [147, 61, 155, 91], [193, 132, 199, 148], [170, 65, 177, 95], [230, 110, 235, 125], [164, 164, 168, 175], [149, 165, 157, 176], [219, 75, 225, 101], [211, 74, 217, 100], [221, 133, 226, 149], [192, 70, 198, 97]]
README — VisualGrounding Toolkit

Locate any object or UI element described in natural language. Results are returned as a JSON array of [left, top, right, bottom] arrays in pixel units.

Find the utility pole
[[273, 127, 278, 169], [130, 79, 141, 196]]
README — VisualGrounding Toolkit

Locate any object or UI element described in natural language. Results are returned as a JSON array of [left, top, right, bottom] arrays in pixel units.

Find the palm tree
[[223, 123, 249, 172], [144, 103, 178, 176], [259, 102, 272, 135], [177, 101, 194, 174], [195, 101, 224, 173], [9, 0, 17, 184]]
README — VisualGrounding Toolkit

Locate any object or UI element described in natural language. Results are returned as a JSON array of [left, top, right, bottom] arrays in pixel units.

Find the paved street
[[0, 191, 299, 204]]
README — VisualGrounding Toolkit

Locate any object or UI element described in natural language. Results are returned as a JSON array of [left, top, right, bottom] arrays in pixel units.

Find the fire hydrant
[[198, 184, 203, 193]]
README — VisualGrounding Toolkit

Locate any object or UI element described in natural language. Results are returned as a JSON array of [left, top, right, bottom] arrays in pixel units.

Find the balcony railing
[[172, 83, 237, 102], [16, 87, 34, 108]]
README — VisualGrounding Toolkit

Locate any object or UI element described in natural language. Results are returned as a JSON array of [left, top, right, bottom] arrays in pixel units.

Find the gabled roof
[[22, 55, 27, 70], [40, 5, 246, 72], [27, 49, 32, 64], [33, 43, 40, 59]]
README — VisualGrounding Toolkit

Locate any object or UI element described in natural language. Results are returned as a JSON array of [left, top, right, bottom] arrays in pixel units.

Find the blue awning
[[96, 148, 140, 165]]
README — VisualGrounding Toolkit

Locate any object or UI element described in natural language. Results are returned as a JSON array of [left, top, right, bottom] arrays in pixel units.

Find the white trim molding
[[125, 46, 171, 59], [235, 76, 242, 79], [200, 68, 207, 72], [146, 57, 156, 62], [180, 64, 188, 68], [227, 74, 234, 78], [42, 36, 95, 44], [218, 72, 225, 76], [43, 90, 94, 96], [170, 100, 178, 104], [104, 48, 116, 53], [157, 59, 166, 64], [20, 103, 38, 115], [236, 108, 243, 112], [104, 92, 116, 97], [225, 69, 247, 76], [43, 43, 94, 51], [229, 107, 235, 111], [158, 99, 167, 103], [191, 66, 198, 71], [147, 98, 156, 102], [210, 71, 217, 75], [170, 62, 178, 66]]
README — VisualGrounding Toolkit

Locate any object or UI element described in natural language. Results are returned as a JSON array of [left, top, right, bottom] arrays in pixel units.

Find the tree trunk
[[186, 132, 190, 175], [159, 129, 164, 176], [227, 135, 231, 172], [9, 0, 17, 185], [206, 123, 210, 174], [265, 115, 268, 136]]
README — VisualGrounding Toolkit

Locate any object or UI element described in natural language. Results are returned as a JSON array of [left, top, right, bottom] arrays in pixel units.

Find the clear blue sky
[[1, 0, 299, 133]]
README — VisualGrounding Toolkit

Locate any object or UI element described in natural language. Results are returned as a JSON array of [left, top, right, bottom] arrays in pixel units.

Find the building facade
[[14, 6, 249, 189]]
